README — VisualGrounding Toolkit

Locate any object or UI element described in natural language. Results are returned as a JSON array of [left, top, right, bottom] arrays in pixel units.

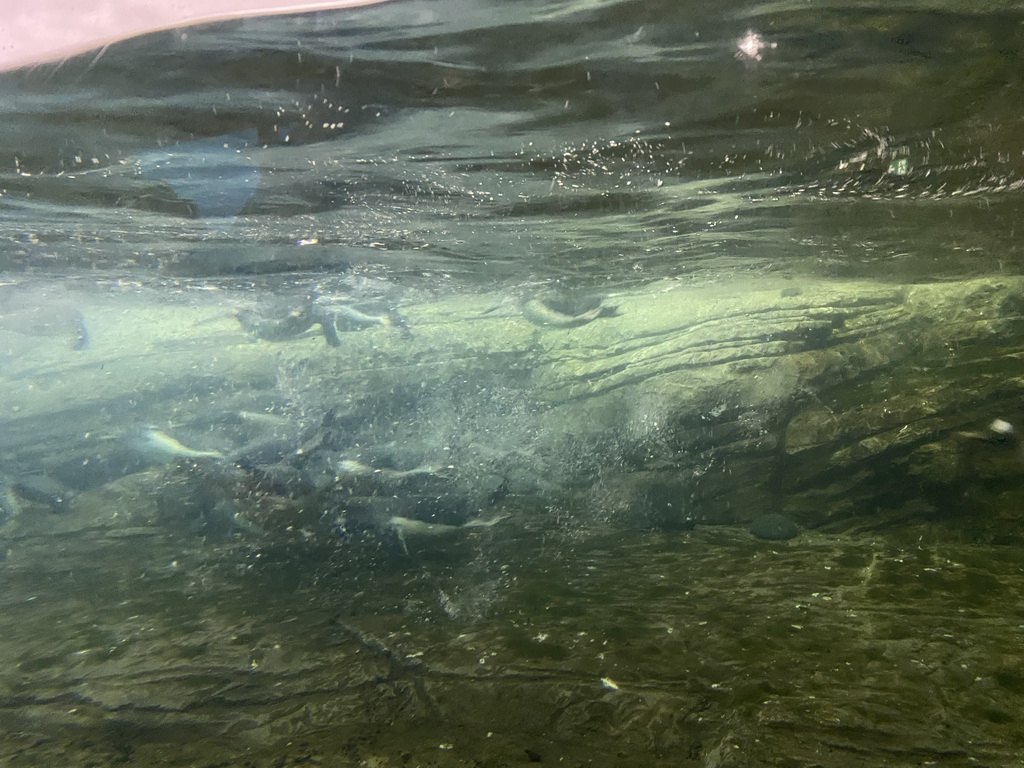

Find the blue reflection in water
[[137, 133, 261, 219]]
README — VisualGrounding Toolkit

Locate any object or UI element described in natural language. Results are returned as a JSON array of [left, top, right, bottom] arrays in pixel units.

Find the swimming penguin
[[521, 290, 619, 328], [387, 513, 508, 553], [128, 427, 227, 462], [235, 300, 341, 347], [236, 296, 410, 346]]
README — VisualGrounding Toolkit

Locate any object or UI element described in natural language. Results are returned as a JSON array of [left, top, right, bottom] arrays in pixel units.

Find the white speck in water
[[736, 30, 777, 62]]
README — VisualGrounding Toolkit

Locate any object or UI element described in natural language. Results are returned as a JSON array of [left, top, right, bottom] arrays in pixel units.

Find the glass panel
[[2, 2, 1023, 764]]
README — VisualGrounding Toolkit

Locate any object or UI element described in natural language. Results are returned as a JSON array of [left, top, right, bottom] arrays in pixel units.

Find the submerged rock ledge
[[4, 274, 1024, 766], [4, 274, 1024, 538]]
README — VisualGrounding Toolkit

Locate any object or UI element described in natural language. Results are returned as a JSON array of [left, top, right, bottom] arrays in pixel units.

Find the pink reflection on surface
[[0, 0, 395, 73]]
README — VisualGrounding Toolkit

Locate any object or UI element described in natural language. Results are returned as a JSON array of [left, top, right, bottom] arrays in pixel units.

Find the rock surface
[[1, 519, 1022, 767], [4, 274, 1024, 542], [5, 274, 1024, 764]]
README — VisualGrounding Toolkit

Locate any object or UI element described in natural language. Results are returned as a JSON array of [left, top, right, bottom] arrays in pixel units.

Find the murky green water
[[4, 1, 1024, 765]]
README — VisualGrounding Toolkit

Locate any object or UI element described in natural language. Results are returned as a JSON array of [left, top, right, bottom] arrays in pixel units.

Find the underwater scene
[[3, 0, 1024, 765]]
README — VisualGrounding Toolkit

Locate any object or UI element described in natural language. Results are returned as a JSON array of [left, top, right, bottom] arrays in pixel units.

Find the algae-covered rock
[[749, 513, 799, 540], [5, 274, 1024, 541]]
